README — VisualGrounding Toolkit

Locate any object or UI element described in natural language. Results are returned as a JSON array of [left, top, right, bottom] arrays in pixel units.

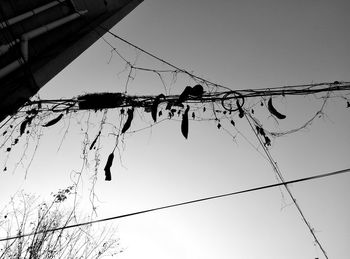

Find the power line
[[100, 27, 350, 98], [53, 1, 348, 97], [18, 82, 350, 114], [101, 28, 232, 91], [5, 6, 349, 255], [245, 114, 330, 259], [53, 1, 350, 99], [1, 167, 349, 243], [79, 16, 347, 259]]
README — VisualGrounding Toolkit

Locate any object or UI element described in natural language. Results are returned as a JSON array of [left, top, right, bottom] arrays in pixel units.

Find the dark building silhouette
[[0, 0, 143, 123]]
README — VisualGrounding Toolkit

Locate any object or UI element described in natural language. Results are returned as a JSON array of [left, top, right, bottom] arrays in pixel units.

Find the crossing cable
[[101, 28, 232, 91], [52, 0, 227, 91], [245, 114, 330, 259], [17, 82, 350, 114], [56, 1, 350, 97], [96, 24, 350, 98], [98, 27, 350, 98], [0, 167, 349, 243], [53, 0, 350, 99], [5, 5, 347, 254]]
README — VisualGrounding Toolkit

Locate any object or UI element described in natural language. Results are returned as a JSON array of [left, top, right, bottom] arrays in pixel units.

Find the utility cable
[[4, 5, 348, 256], [17, 82, 350, 114], [99, 27, 350, 98], [54, 1, 228, 91], [46, 1, 350, 97], [0, 167, 349, 243], [50, 1, 350, 98], [101, 28, 232, 91], [245, 114, 330, 259]]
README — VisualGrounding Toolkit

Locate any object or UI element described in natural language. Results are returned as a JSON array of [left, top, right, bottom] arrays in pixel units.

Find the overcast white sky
[[1, 0, 350, 258]]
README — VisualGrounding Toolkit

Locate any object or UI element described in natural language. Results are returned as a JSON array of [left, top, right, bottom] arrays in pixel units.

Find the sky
[[1, 0, 350, 258]]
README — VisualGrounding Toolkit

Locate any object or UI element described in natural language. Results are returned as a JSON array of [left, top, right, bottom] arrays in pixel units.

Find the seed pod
[[121, 108, 134, 134], [26, 109, 38, 115], [256, 126, 266, 137], [104, 153, 114, 181], [43, 114, 63, 127], [264, 136, 271, 146], [236, 99, 244, 118], [190, 84, 204, 97], [89, 131, 101, 150], [151, 94, 165, 122], [20, 120, 28, 136], [267, 97, 286, 119], [166, 102, 172, 110], [177, 86, 192, 104], [20, 116, 35, 136], [181, 105, 190, 139], [260, 128, 266, 136]]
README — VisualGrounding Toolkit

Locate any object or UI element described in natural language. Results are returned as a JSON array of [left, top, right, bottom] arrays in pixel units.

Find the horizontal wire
[[19, 82, 350, 113], [1, 167, 349, 242]]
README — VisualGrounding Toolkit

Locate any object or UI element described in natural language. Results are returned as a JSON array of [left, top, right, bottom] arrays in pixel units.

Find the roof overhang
[[0, 0, 143, 123]]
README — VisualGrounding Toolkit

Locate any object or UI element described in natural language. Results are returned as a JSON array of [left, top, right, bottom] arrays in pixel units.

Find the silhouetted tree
[[0, 187, 122, 258]]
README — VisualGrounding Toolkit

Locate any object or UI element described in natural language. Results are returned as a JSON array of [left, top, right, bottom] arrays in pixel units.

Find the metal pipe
[[0, 9, 87, 78], [0, 0, 68, 29], [0, 58, 25, 79], [0, 39, 20, 56], [22, 10, 88, 41], [20, 10, 88, 61]]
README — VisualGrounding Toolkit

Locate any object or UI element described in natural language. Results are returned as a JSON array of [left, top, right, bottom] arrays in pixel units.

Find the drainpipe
[[0, 0, 68, 29], [21, 10, 88, 61], [0, 39, 20, 56], [0, 58, 25, 79], [0, 10, 88, 79]]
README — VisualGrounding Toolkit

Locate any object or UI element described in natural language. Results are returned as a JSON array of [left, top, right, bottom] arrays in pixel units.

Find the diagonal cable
[[245, 114, 329, 259], [0, 168, 349, 244]]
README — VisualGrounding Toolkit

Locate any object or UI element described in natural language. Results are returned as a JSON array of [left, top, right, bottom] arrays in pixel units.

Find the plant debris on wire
[[1, 81, 350, 155], [4, 81, 350, 118]]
